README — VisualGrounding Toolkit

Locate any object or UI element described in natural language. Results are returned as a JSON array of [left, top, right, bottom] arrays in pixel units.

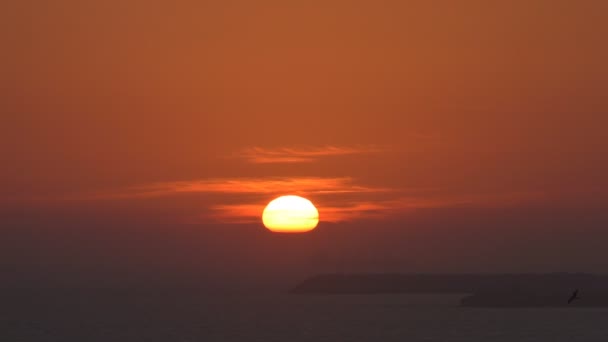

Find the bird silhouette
[[568, 289, 580, 304]]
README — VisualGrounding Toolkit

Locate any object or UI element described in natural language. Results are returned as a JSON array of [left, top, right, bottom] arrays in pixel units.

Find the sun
[[262, 195, 319, 233]]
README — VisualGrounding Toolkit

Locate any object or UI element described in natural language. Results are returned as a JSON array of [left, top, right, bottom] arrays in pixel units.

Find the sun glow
[[262, 195, 319, 233]]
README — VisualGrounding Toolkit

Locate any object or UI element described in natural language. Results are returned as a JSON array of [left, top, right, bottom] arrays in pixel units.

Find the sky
[[1, 0, 608, 291]]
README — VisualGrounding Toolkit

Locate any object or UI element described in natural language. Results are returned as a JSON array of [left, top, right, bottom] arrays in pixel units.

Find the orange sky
[[1, 0, 608, 288]]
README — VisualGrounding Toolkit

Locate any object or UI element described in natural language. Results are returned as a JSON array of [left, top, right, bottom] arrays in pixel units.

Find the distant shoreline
[[291, 273, 608, 307]]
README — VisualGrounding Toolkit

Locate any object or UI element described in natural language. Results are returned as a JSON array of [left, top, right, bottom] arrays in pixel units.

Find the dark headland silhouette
[[292, 273, 608, 307]]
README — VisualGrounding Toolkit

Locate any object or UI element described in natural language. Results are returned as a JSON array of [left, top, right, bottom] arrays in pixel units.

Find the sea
[[2, 293, 608, 341]]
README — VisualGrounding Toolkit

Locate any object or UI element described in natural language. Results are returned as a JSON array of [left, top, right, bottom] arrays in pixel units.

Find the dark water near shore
[[2, 293, 608, 341]]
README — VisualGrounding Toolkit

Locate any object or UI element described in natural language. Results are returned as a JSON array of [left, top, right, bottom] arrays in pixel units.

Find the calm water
[[3, 293, 608, 341]]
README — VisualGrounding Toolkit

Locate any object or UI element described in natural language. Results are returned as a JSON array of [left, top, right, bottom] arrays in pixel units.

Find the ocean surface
[[3, 293, 608, 341]]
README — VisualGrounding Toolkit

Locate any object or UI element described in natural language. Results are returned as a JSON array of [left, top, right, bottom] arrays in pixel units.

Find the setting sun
[[262, 195, 319, 233]]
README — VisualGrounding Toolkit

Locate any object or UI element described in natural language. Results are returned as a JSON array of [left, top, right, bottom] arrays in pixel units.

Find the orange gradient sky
[[1, 0, 608, 289]]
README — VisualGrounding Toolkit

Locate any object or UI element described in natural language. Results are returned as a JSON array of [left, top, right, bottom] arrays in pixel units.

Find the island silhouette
[[291, 273, 608, 307]]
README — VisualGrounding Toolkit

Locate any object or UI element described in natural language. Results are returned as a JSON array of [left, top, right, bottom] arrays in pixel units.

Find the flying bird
[[567, 289, 580, 304]]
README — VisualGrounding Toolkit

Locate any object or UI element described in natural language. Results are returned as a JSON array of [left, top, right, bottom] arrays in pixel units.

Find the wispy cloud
[[236, 145, 386, 164], [4, 168, 549, 226], [107, 177, 392, 199], [44, 173, 551, 224], [206, 192, 547, 224], [27, 175, 547, 225], [208, 201, 406, 224]]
